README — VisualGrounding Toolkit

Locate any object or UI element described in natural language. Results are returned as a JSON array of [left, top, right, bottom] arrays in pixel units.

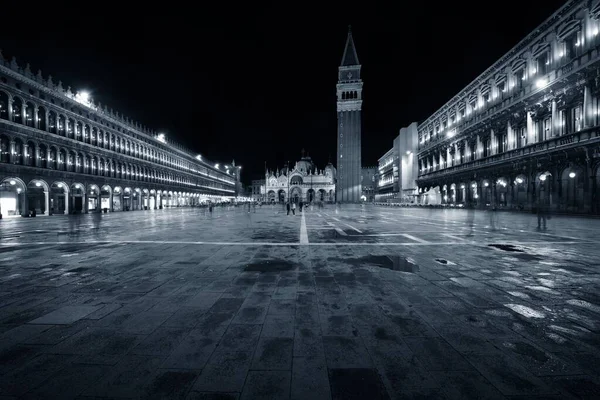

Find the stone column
[[23, 144, 29, 166], [527, 112, 535, 143], [9, 140, 15, 164], [22, 102, 27, 127], [551, 100, 558, 137], [34, 145, 40, 167], [584, 85, 592, 129], [21, 193, 29, 217]]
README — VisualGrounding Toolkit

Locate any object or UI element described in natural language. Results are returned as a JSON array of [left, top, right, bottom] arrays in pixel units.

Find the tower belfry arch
[[336, 25, 362, 202]]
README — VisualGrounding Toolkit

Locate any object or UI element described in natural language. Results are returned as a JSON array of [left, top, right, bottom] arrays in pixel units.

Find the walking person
[[537, 195, 548, 230], [299, 201, 303, 213], [466, 203, 475, 236], [291, 201, 296, 215], [92, 209, 102, 232], [286, 202, 291, 215]]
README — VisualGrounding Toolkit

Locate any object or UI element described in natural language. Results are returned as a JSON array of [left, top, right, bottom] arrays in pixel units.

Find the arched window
[[0, 91, 8, 120], [11, 97, 23, 124], [37, 106, 47, 131], [25, 102, 35, 127]]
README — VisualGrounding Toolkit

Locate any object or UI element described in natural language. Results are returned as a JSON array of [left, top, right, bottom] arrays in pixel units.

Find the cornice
[[418, 0, 582, 131], [0, 63, 223, 174], [337, 100, 363, 112]]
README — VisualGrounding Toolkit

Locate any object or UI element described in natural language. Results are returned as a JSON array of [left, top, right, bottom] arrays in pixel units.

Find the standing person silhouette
[[291, 201, 296, 215], [286, 202, 291, 215]]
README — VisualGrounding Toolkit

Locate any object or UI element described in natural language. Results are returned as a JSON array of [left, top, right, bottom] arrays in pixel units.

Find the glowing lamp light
[[196, 155, 202, 161], [406, 151, 411, 155], [540, 174, 547, 181], [535, 78, 548, 89], [156, 133, 166, 143], [471, 183, 477, 188], [35, 182, 41, 187], [569, 172, 576, 178], [516, 177, 524, 184], [215, 163, 219, 168], [57, 183, 63, 188], [484, 182, 489, 187], [9, 180, 16, 185], [16, 188, 22, 193]]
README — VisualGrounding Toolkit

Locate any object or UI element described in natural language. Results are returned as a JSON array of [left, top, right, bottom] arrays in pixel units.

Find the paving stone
[[83, 355, 164, 397], [322, 336, 373, 369], [162, 334, 218, 369], [1, 206, 600, 399], [328, 368, 390, 400], [251, 337, 293, 370], [192, 351, 254, 392], [291, 356, 330, 400], [217, 324, 261, 353], [27, 305, 102, 325], [131, 326, 191, 356], [141, 369, 199, 399], [240, 370, 291, 400]]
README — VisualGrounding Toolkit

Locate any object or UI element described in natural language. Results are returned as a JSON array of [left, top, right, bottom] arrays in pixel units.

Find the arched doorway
[[70, 183, 85, 213], [495, 178, 509, 207], [290, 187, 301, 204], [513, 175, 527, 209], [87, 184, 100, 212], [27, 179, 49, 215], [50, 181, 69, 215], [307, 189, 315, 203], [278, 189, 286, 203], [0, 178, 26, 217], [149, 189, 156, 209], [267, 190, 276, 203], [113, 187, 123, 211], [100, 185, 112, 211], [318, 189, 326, 201], [132, 188, 141, 210], [560, 166, 583, 212], [142, 189, 150, 210]]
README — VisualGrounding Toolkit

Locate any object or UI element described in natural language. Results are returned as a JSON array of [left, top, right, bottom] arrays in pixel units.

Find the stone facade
[[263, 157, 336, 203], [361, 166, 377, 201], [416, 0, 600, 213], [0, 52, 238, 217]]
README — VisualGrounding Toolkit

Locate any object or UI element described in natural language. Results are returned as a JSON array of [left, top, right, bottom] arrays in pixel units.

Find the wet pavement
[[0, 204, 599, 399]]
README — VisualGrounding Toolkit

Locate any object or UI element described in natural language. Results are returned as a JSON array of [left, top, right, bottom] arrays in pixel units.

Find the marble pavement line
[[300, 211, 309, 245]]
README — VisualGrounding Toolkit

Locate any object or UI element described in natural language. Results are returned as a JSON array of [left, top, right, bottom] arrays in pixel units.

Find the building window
[[573, 105, 582, 132], [518, 127, 527, 147], [543, 117, 552, 141], [514, 68, 525, 90], [564, 31, 581, 60], [537, 52, 549, 75]]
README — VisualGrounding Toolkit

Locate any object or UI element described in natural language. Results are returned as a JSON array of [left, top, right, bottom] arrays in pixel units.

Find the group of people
[[286, 201, 302, 215]]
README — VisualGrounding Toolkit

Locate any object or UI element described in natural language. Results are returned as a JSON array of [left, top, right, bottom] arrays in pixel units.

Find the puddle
[[349, 255, 419, 273], [489, 244, 524, 252], [489, 244, 541, 261], [243, 259, 297, 272], [435, 259, 448, 264]]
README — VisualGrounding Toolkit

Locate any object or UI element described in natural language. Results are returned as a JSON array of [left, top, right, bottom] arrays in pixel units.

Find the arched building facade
[[264, 156, 336, 203], [415, 0, 600, 214], [0, 53, 239, 217]]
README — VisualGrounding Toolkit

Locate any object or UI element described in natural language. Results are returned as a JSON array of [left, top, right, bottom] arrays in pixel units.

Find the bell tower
[[336, 25, 362, 202]]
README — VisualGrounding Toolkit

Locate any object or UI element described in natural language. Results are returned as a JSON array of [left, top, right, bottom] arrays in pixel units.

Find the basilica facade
[[261, 156, 336, 203]]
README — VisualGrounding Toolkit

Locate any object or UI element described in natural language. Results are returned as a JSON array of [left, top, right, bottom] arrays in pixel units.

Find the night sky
[[2, 1, 566, 184]]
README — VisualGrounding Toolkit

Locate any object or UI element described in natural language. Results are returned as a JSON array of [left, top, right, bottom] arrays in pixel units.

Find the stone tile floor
[[0, 204, 599, 399]]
